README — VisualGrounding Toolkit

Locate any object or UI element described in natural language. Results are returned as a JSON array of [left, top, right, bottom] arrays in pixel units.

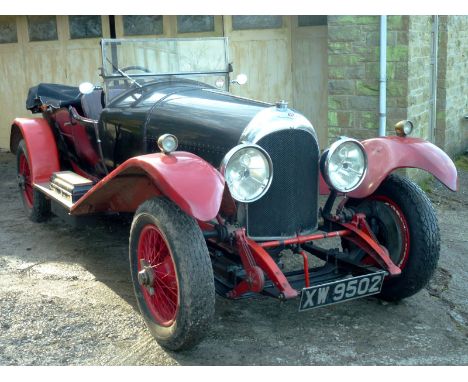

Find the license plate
[[298, 271, 386, 312]]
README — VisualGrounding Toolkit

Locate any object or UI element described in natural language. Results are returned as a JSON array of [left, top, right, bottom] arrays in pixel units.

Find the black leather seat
[[81, 89, 103, 121]]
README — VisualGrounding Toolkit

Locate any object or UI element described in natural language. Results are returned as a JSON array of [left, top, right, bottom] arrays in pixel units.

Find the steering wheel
[[120, 65, 152, 74], [117, 65, 152, 93]]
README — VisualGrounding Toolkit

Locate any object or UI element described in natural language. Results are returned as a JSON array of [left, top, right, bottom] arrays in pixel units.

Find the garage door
[[291, 16, 328, 148], [0, 16, 328, 151], [225, 15, 328, 148], [223, 16, 293, 104], [113, 16, 294, 104]]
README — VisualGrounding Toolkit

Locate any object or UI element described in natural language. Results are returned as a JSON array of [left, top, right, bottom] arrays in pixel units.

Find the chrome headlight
[[321, 137, 367, 193], [220, 144, 273, 203]]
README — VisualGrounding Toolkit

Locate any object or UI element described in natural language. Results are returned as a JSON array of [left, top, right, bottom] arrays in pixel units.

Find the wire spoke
[[153, 276, 178, 295], [137, 224, 178, 325]]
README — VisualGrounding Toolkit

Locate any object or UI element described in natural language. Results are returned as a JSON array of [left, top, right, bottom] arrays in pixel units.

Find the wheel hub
[[138, 260, 155, 295], [17, 174, 26, 190]]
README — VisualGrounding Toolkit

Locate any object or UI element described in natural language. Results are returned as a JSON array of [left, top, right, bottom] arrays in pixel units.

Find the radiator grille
[[246, 129, 319, 239]]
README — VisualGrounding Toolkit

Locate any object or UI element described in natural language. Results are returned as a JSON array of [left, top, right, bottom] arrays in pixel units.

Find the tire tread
[[16, 140, 51, 222], [347, 173, 440, 301], [378, 174, 440, 300]]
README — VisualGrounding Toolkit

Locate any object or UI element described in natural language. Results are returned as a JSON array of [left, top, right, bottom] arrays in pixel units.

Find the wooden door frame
[[290, 16, 329, 148]]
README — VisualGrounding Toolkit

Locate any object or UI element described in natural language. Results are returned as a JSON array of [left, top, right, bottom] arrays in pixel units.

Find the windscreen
[[100, 38, 230, 102], [101, 38, 229, 76]]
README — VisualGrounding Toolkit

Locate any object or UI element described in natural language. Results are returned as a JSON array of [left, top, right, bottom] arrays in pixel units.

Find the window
[[27, 16, 58, 42], [0, 16, 17, 44], [298, 16, 328, 27], [69, 16, 102, 39], [177, 16, 214, 33], [123, 16, 163, 36], [232, 16, 282, 30]]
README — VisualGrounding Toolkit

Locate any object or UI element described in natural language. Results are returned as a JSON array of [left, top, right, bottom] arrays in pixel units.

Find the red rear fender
[[10, 118, 60, 183], [348, 136, 458, 199], [71, 152, 225, 222]]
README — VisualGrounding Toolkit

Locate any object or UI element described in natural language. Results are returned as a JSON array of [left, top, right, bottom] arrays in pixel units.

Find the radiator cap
[[276, 100, 288, 111]]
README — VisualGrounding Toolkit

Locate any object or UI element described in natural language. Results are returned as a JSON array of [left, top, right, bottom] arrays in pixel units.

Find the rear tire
[[345, 174, 440, 301], [129, 197, 215, 351], [16, 140, 50, 222]]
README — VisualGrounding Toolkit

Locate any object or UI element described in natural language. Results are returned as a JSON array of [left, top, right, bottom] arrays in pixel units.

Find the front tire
[[16, 140, 50, 222], [129, 197, 215, 351], [345, 174, 440, 301]]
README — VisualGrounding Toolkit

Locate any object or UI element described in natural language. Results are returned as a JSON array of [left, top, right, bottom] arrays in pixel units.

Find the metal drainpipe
[[379, 15, 387, 137], [430, 15, 439, 143]]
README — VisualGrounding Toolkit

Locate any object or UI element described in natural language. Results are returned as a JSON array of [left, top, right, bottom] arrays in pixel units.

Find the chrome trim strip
[[239, 105, 318, 145], [102, 70, 230, 80]]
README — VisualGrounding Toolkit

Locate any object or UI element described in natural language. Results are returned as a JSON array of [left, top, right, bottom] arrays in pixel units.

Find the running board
[[34, 171, 93, 211], [34, 182, 74, 210]]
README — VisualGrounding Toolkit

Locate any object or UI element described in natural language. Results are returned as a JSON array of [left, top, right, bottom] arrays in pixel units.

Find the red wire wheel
[[368, 195, 410, 269], [16, 140, 50, 222], [129, 197, 216, 350], [137, 224, 179, 327], [344, 174, 440, 301], [18, 152, 34, 208]]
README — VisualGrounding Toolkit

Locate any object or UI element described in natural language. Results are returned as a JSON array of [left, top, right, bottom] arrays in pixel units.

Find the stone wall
[[327, 16, 410, 144], [327, 14, 467, 159], [437, 16, 468, 156], [407, 16, 434, 141], [406, 16, 435, 182]]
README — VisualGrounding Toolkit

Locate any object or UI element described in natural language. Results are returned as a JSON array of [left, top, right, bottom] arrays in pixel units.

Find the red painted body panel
[[348, 136, 458, 199], [71, 152, 225, 222], [318, 172, 330, 195], [11, 118, 60, 183], [53, 109, 100, 168]]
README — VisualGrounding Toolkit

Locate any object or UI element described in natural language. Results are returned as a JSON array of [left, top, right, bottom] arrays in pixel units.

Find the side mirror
[[79, 82, 95, 95], [231, 73, 248, 86]]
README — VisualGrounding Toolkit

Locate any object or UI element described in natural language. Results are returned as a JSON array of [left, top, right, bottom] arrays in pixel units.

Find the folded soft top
[[26, 83, 81, 113]]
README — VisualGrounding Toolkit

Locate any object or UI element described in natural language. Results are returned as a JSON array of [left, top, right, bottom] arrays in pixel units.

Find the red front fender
[[71, 152, 225, 222], [348, 136, 458, 199]]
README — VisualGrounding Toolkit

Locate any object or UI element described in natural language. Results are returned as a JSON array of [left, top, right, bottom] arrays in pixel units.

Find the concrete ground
[[0, 150, 467, 365]]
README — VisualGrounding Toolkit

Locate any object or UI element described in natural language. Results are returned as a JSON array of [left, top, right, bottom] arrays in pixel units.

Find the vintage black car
[[10, 37, 458, 350]]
